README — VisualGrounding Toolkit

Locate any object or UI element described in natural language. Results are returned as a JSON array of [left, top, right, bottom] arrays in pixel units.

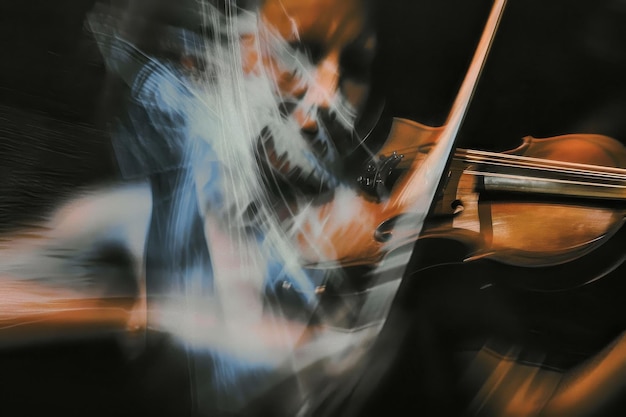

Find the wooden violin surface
[[295, 118, 626, 269], [426, 133, 626, 267]]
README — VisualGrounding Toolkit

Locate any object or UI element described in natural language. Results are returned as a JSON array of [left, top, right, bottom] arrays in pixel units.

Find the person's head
[[259, 0, 376, 116], [244, 0, 378, 196]]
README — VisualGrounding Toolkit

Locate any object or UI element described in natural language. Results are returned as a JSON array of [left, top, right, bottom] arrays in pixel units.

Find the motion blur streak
[[86, 2, 405, 413], [0, 183, 152, 347], [2, 1, 428, 415]]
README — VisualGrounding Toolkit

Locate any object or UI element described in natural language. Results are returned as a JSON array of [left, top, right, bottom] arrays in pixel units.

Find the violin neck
[[455, 148, 626, 201]]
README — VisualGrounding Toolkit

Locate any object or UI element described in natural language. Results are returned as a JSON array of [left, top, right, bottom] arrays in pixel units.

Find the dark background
[[1, 0, 626, 416], [376, 0, 626, 148]]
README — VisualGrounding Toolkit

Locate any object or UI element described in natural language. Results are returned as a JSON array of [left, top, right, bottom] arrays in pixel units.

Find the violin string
[[458, 148, 626, 176], [444, 166, 626, 200], [456, 157, 626, 183], [384, 146, 626, 183]]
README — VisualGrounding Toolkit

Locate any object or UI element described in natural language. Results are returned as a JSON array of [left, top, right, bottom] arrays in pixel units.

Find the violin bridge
[[430, 158, 467, 217]]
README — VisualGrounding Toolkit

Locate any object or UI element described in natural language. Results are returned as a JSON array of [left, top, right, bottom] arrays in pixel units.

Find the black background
[[1, 0, 626, 416]]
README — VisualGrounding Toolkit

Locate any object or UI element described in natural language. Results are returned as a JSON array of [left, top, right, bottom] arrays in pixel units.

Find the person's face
[[248, 0, 376, 195]]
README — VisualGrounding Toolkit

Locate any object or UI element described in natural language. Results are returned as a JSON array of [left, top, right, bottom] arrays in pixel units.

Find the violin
[[423, 128, 626, 267], [294, 119, 626, 269]]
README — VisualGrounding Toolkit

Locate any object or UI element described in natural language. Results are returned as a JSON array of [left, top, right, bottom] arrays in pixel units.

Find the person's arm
[[0, 183, 152, 351]]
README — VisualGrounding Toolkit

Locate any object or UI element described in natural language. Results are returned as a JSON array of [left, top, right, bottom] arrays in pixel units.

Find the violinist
[[2, 0, 626, 416], [90, 0, 626, 415], [2, 0, 383, 415]]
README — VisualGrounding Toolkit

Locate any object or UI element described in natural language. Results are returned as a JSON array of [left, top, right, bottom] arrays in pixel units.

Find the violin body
[[295, 117, 626, 270], [426, 129, 626, 267]]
